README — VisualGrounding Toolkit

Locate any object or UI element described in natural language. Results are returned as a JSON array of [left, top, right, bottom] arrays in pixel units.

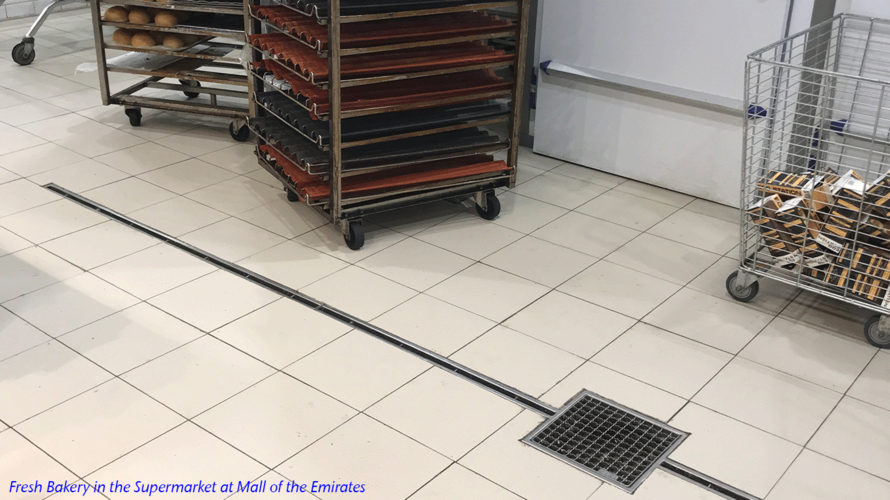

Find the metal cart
[[4, 0, 88, 65], [728, 14, 890, 348], [244, 0, 529, 250], [89, 0, 250, 139]]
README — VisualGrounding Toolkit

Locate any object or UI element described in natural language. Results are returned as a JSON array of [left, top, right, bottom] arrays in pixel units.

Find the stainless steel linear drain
[[523, 390, 687, 493]]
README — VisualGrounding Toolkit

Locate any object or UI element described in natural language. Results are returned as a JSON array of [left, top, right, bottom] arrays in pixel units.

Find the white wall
[[836, 0, 890, 18]]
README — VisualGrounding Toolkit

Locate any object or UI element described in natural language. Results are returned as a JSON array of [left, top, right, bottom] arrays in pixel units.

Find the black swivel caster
[[344, 221, 365, 250], [725, 271, 759, 303], [12, 42, 35, 66], [286, 188, 299, 202], [125, 108, 142, 127], [180, 79, 201, 99], [475, 191, 501, 220], [229, 122, 250, 142], [865, 315, 890, 348]]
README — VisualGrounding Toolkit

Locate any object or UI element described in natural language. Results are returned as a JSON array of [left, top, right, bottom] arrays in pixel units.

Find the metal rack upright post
[[245, 0, 530, 249]]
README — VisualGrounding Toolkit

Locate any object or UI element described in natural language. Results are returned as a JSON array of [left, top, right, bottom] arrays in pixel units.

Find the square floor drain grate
[[522, 390, 687, 493]]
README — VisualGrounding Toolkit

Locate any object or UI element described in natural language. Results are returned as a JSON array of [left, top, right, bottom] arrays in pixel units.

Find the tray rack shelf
[[245, 0, 529, 249], [90, 0, 251, 137]]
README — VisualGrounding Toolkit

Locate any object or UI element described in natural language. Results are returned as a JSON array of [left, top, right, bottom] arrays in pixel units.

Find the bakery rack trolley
[[244, 0, 530, 250], [90, 0, 251, 139], [728, 14, 890, 348]]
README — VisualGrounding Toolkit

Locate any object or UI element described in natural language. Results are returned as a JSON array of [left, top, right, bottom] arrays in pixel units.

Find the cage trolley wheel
[[125, 108, 142, 127], [229, 122, 250, 142], [865, 315, 890, 349], [344, 221, 364, 251], [725, 271, 759, 303], [475, 191, 501, 220], [180, 80, 201, 99], [11, 42, 35, 66]]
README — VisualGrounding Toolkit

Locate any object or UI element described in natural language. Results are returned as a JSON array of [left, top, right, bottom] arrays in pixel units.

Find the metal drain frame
[[523, 390, 688, 493]]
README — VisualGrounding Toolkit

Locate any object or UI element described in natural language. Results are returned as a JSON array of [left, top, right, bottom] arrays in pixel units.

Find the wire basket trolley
[[730, 13, 890, 348]]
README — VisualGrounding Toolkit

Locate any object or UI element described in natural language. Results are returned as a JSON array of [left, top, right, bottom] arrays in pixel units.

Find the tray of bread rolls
[[102, 5, 244, 38], [108, 29, 211, 51]]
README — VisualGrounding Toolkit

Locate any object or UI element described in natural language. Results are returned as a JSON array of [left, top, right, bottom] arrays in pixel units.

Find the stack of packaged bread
[[749, 167, 890, 306], [104, 5, 199, 49]]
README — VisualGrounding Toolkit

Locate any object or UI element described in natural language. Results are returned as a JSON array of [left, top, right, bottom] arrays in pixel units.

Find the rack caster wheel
[[725, 271, 759, 302], [475, 191, 501, 220], [345, 221, 364, 251], [180, 80, 201, 99], [229, 122, 250, 142], [125, 108, 142, 127], [865, 315, 890, 348], [286, 188, 299, 202], [12, 42, 35, 66]]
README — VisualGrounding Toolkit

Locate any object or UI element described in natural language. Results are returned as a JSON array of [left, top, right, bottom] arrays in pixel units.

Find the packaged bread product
[[103, 6, 129, 22], [163, 34, 185, 49], [131, 32, 156, 48], [128, 8, 151, 24], [111, 28, 134, 45], [154, 11, 178, 27]]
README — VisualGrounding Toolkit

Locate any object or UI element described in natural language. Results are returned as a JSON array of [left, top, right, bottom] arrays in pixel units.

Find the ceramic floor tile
[[415, 212, 524, 260], [591, 469, 725, 500], [0, 122, 46, 155], [689, 257, 799, 315], [0, 198, 108, 245], [91, 244, 216, 300], [87, 422, 266, 499], [694, 357, 842, 445], [121, 335, 275, 418], [137, 158, 238, 195], [550, 163, 626, 189], [0, 70, 88, 100], [0, 178, 59, 218], [0, 306, 49, 362], [15, 378, 184, 476], [615, 180, 695, 207], [489, 192, 569, 234], [79, 106, 199, 142], [848, 352, 890, 412], [185, 176, 284, 216], [409, 464, 522, 500], [684, 198, 739, 224], [155, 126, 237, 157], [56, 292, 193, 370], [357, 238, 473, 292], [20, 114, 144, 157], [0, 99, 69, 126], [373, 294, 496, 356], [0, 87, 33, 110], [243, 166, 279, 187], [284, 331, 429, 410], [148, 271, 279, 333], [295, 222, 407, 264], [514, 163, 546, 186], [180, 217, 286, 262], [778, 290, 870, 341], [809, 397, 890, 482], [28, 158, 130, 192], [767, 449, 890, 500], [740, 317, 876, 392], [0, 431, 79, 500], [558, 260, 681, 319], [577, 190, 679, 232], [128, 196, 228, 237], [236, 198, 329, 238], [593, 323, 731, 398], [41, 220, 158, 269], [301, 266, 417, 321], [531, 211, 640, 258], [0, 226, 31, 257], [213, 298, 351, 369], [451, 325, 584, 397], [276, 414, 450, 500], [82, 177, 177, 214], [44, 87, 102, 112], [0, 246, 82, 303], [0, 142, 86, 177], [511, 171, 608, 210], [363, 200, 462, 236], [504, 291, 635, 359], [198, 143, 261, 175], [368, 368, 520, 460], [482, 236, 597, 288], [427, 263, 549, 323], [93, 142, 191, 176], [668, 404, 801, 499], [194, 372, 356, 468], [647, 209, 739, 254], [0, 340, 112, 425], [605, 233, 720, 285], [4, 273, 138, 337], [519, 148, 565, 170], [644, 288, 774, 354], [0, 166, 18, 185], [238, 240, 348, 290], [542, 362, 686, 422], [459, 411, 603, 500]]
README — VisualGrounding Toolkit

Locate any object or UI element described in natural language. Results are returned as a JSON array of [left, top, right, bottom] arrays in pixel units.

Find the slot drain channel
[[44, 184, 760, 500]]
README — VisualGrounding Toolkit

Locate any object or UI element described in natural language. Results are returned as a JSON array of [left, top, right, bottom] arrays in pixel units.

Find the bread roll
[[163, 34, 185, 49], [111, 28, 134, 45], [128, 8, 151, 24], [131, 32, 156, 48], [103, 6, 129, 22], [154, 11, 178, 27]]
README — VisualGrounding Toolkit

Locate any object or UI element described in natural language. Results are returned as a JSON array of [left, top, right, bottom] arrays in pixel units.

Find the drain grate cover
[[522, 390, 687, 493]]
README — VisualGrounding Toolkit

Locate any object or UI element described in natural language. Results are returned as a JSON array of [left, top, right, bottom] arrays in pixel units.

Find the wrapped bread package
[[803, 242, 854, 288], [757, 170, 814, 199], [802, 172, 841, 213], [817, 172, 868, 253], [775, 197, 833, 267], [103, 6, 129, 22], [848, 244, 890, 305], [748, 195, 800, 266]]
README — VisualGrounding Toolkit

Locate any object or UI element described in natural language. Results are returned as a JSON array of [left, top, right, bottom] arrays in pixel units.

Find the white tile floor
[[1, 10, 889, 500]]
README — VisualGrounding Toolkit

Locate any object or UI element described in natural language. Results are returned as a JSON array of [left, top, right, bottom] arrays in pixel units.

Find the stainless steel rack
[[89, 0, 251, 139], [245, 0, 529, 249]]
